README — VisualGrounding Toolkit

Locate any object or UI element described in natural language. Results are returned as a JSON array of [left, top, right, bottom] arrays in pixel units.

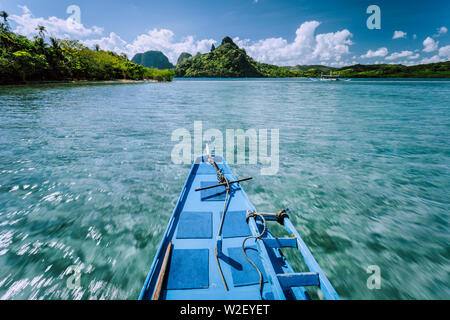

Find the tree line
[[0, 11, 174, 84]]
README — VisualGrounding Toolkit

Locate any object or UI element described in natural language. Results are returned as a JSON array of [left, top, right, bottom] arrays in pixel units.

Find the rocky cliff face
[[131, 51, 174, 69]]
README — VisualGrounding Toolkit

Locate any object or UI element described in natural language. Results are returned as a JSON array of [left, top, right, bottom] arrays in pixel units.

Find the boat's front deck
[[140, 156, 340, 300], [160, 159, 279, 300], [150, 154, 314, 300]]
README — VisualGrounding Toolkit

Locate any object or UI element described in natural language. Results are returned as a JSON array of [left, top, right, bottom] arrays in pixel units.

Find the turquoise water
[[0, 79, 449, 299]]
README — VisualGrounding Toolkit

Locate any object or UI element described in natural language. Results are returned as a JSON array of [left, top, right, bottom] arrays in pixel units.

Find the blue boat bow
[[139, 155, 339, 300]]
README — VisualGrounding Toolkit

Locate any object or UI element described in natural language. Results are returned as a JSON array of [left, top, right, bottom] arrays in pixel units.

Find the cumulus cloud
[[8, 7, 354, 65], [385, 50, 414, 60], [9, 5, 103, 38], [83, 29, 216, 63], [360, 47, 388, 58], [433, 26, 448, 37], [82, 32, 128, 54], [393, 30, 407, 39], [423, 37, 439, 52], [438, 45, 450, 60], [418, 45, 450, 64], [234, 21, 353, 65], [420, 55, 441, 64]]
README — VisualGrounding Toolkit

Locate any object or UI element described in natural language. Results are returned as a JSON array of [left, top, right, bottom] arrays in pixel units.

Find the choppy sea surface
[[0, 78, 449, 299]]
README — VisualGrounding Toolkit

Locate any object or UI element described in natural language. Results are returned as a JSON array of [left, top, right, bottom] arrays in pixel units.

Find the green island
[[131, 50, 175, 70], [284, 62, 450, 78], [174, 37, 450, 78], [0, 13, 174, 85], [175, 36, 294, 77]]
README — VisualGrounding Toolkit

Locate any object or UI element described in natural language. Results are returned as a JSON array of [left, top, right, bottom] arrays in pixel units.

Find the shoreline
[[1, 77, 449, 88], [0, 78, 166, 87]]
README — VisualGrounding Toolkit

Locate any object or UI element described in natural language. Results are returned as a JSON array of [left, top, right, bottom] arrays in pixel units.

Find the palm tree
[[0, 11, 9, 30], [50, 37, 62, 57], [50, 37, 59, 49], [36, 25, 46, 39], [0, 11, 8, 23]]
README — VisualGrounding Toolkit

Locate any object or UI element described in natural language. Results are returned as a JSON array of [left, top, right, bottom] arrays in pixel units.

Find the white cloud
[[420, 55, 441, 64], [82, 32, 128, 54], [234, 21, 353, 65], [423, 36, 439, 52], [360, 47, 388, 58], [9, 5, 103, 39], [385, 50, 414, 60], [408, 53, 420, 60], [83, 29, 216, 64], [438, 45, 450, 60], [418, 44, 450, 64], [3, 7, 354, 66], [313, 29, 353, 61], [433, 26, 448, 37], [393, 30, 407, 39]]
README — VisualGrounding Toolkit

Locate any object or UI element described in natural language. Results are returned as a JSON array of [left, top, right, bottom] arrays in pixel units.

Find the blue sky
[[1, 0, 449, 66]]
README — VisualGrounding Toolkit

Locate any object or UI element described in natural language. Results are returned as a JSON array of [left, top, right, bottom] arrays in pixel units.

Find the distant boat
[[320, 71, 340, 81], [310, 71, 350, 82], [139, 154, 340, 300]]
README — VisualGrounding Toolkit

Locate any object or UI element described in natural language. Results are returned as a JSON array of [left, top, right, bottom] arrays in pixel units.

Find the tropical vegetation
[[285, 62, 450, 78], [175, 37, 296, 77], [175, 36, 449, 78], [176, 52, 192, 66], [0, 12, 174, 84]]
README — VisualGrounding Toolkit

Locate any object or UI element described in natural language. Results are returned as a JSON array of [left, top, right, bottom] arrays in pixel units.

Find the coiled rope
[[243, 211, 267, 294]]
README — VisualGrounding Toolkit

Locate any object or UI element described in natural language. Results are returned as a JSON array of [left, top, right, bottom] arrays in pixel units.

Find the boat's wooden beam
[[194, 177, 253, 192], [152, 242, 173, 300]]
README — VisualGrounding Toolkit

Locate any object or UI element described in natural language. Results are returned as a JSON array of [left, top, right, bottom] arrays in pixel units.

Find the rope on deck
[[215, 176, 230, 291], [198, 150, 252, 292], [243, 211, 267, 294], [206, 153, 231, 291]]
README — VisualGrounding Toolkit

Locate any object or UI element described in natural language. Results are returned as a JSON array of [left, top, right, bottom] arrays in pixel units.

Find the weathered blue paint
[[139, 155, 340, 300], [277, 273, 320, 288]]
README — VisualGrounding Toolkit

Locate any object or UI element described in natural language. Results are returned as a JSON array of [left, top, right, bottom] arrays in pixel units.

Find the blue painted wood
[[221, 211, 252, 238], [166, 249, 210, 289], [139, 155, 340, 300], [277, 272, 320, 287], [227, 246, 267, 287], [262, 237, 298, 248], [176, 211, 213, 239], [200, 181, 227, 201]]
